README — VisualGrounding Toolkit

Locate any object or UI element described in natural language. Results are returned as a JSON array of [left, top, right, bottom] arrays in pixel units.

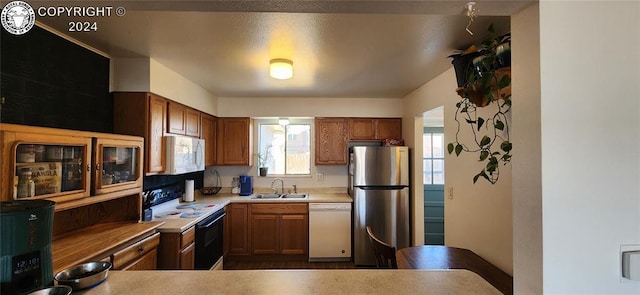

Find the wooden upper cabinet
[[147, 94, 167, 173], [375, 118, 402, 140], [113, 92, 166, 175], [167, 101, 187, 135], [185, 108, 201, 137], [349, 119, 376, 140], [216, 118, 253, 166], [315, 118, 349, 165], [168, 102, 201, 137], [348, 118, 402, 140], [200, 114, 217, 166]]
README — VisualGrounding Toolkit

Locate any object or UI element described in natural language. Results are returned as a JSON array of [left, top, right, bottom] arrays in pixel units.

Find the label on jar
[[19, 162, 62, 195], [17, 145, 36, 163]]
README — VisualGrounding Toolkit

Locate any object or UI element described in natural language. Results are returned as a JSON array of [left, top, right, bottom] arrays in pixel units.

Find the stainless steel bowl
[[27, 285, 72, 295], [54, 261, 111, 290]]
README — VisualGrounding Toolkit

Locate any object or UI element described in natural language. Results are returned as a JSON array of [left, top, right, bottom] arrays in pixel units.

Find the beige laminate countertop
[[152, 190, 352, 233], [77, 269, 501, 295]]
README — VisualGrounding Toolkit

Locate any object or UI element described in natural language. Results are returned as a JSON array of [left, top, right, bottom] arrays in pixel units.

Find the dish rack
[[199, 169, 222, 195]]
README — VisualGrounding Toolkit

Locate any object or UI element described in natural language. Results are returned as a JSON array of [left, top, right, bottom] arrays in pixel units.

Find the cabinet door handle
[[137, 247, 145, 253], [87, 164, 91, 172], [95, 163, 100, 171]]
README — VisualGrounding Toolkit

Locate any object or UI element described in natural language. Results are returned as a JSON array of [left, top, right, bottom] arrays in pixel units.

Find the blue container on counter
[[239, 175, 253, 196]]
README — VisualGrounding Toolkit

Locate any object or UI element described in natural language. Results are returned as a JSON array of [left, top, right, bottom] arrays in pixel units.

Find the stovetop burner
[[179, 211, 204, 218], [150, 198, 222, 220], [154, 210, 206, 219]]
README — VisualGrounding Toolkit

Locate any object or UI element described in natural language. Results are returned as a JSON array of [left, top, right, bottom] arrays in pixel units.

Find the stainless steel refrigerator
[[349, 146, 410, 265]]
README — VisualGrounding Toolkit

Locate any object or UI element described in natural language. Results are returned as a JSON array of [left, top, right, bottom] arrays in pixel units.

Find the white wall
[[149, 59, 218, 116], [218, 96, 402, 117], [538, 1, 640, 293], [110, 58, 151, 92], [511, 3, 542, 294], [110, 58, 218, 116], [403, 68, 513, 275]]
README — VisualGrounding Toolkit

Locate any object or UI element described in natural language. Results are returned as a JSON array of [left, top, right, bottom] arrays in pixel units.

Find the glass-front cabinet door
[[11, 135, 92, 203], [93, 138, 143, 195]]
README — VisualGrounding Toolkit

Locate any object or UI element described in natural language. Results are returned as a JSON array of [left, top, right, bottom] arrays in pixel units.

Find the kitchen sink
[[281, 193, 308, 199], [251, 194, 282, 199]]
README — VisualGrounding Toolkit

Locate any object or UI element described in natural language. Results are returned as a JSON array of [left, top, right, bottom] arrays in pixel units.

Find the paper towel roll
[[184, 180, 195, 202]]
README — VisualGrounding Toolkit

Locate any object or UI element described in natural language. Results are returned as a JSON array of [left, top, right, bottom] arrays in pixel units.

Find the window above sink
[[257, 118, 312, 177]]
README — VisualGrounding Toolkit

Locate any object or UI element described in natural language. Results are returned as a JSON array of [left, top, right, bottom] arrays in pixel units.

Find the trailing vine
[[448, 96, 511, 184]]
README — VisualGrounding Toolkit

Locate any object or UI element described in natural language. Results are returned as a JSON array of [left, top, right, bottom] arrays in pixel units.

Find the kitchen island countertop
[[77, 269, 501, 295]]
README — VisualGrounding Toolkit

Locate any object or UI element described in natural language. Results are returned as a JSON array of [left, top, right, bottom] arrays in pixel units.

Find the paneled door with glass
[[92, 138, 143, 195], [0, 125, 92, 203]]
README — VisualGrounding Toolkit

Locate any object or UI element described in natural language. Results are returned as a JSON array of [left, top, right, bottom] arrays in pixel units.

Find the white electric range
[[143, 186, 225, 230], [143, 186, 226, 270]]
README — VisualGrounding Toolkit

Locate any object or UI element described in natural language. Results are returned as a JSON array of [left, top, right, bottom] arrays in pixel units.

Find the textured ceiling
[[33, 1, 534, 98]]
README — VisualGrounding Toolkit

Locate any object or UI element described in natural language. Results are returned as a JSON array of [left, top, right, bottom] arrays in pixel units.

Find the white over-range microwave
[[164, 135, 205, 175]]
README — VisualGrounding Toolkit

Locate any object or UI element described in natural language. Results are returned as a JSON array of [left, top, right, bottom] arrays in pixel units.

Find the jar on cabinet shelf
[[16, 145, 36, 163], [17, 167, 36, 198]]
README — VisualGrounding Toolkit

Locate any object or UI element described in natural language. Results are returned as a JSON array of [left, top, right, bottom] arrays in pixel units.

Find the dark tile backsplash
[[143, 171, 204, 193], [2, 26, 205, 191], [1, 26, 112, 133]]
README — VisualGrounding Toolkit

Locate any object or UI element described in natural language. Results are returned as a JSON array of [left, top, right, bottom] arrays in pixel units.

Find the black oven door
[[194, 209, 226, 270]]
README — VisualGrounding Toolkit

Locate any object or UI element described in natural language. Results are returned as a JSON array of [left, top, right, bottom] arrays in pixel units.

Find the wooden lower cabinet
[[111, 232, 160, 270], [227, 203, 250, 255], [280, 214, 308, 255], [180, 243, 195, 269], [158, 226, 195, 269], [226, 203, 308, 260], [120, 248, 158, 270], [250, 203, 308, 256], [251, 214, 279, 255]]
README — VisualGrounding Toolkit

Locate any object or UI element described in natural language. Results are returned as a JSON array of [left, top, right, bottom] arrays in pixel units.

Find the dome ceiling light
[[269, 58, 293, 80]]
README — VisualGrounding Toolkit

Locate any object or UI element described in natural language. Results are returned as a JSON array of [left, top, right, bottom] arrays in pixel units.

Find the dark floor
[[224, 260, 373, 270]]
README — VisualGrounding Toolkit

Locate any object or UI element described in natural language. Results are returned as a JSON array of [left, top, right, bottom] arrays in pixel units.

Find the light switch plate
[[316, 173, 324, 181], [621, 244, 640, 283]]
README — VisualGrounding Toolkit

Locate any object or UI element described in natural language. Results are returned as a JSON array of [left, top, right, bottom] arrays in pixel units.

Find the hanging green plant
[[448, 24, 512, 184], [448, 96, 511, 184]]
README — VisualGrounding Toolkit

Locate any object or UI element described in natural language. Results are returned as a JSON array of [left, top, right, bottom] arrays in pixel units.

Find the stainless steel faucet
[[292, 185, 297, 194], [271, 178, 284, 195]]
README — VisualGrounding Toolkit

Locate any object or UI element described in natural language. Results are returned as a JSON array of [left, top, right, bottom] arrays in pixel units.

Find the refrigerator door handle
[[357, 186, 408, 190]]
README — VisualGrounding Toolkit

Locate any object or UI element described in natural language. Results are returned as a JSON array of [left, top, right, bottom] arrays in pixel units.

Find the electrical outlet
[[316, 173, 324, 181], [447, 187, 454, 199], [621, 244, 640, 283]]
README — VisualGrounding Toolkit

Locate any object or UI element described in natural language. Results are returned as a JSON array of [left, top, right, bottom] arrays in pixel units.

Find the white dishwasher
[[309, 203, 352, 262]]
